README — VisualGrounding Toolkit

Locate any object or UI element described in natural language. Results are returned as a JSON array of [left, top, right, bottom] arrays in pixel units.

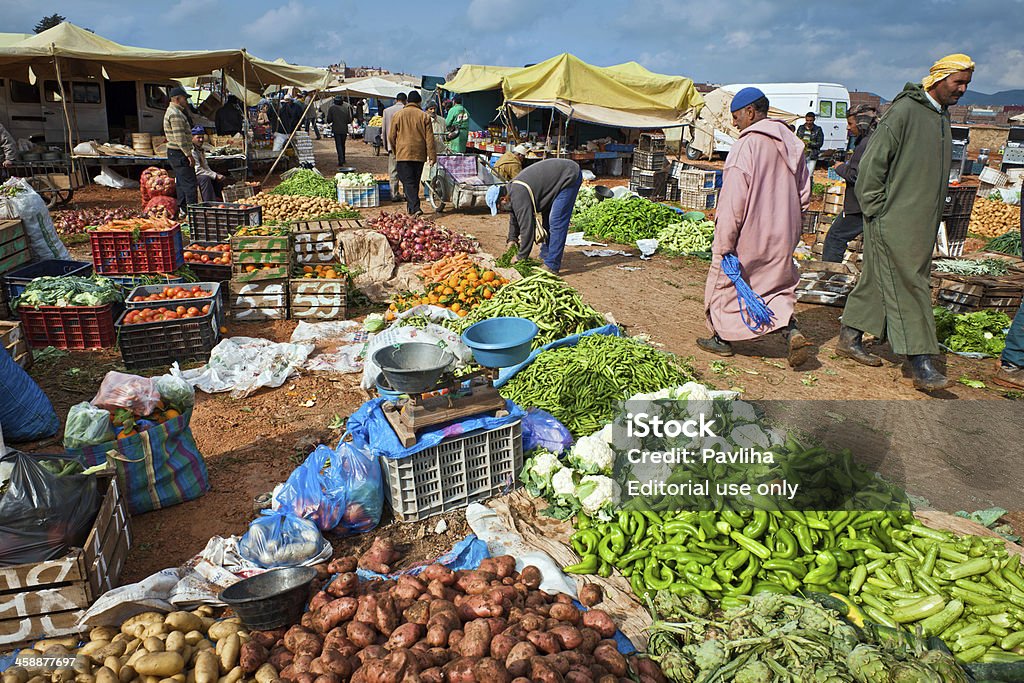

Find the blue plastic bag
[[0, 347, 59, 442], [238, 509, 328, 569], [522, 408, 573, 455], [276, 435, 383, 535]]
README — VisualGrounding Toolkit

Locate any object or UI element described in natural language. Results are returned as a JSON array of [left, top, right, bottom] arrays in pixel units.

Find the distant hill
[[959, 89, 1024, 106]]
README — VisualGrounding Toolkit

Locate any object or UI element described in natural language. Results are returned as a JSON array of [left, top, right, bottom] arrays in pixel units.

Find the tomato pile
[[388, 265, 509, 320], [122, 304, 211, 325], [131, 285, 214, 303], [183, 243, 230, 265]]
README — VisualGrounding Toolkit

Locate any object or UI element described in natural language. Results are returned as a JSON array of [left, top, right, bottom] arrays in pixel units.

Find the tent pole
[[52, 47, 76, 177], [242, 50, 248, 181], [262, 88, 319, 183]]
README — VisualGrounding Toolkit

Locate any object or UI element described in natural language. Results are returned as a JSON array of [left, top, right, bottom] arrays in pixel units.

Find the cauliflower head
[[576, 475, 620, 517], [551, 467, 577, 497], [569, 431, 616, 475]]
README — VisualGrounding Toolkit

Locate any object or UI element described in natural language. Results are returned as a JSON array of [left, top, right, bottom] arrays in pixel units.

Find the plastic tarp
[[442, 64, 522, 94], [326, 76, 420, 100], [683, 87, 801, 158], [347, 398, 526, 460]]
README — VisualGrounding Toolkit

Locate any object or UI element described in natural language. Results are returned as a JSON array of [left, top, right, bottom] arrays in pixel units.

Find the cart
[[425, 154, 504, 213], [5, 158, 85, 208]]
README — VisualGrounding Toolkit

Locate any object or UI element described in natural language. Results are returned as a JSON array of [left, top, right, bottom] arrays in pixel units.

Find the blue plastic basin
[[375, 372, 405, 403], [462, 317, 538, 368]]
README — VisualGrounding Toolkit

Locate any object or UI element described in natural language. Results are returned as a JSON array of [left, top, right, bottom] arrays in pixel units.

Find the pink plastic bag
[[90, 372, 162, 416]]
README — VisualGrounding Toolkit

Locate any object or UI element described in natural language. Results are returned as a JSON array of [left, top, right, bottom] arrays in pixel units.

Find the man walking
[[382, 93, 407, 202], [215, 94, 244, 136], [388, 91, 436, 216], [837, 54, 974, 391], [795, 112, 824, 178], [699, 87, 813, 367], [163, 86, 198, 215], [302, 92, 321, 140], [327, 96, 353, 167]]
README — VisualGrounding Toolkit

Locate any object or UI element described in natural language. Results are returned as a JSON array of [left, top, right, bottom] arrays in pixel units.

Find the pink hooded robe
[[703, 118, 811, 341]]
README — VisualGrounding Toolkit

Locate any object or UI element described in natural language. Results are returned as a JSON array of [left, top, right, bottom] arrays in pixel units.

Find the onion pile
[[369, 212, 478, 263], [53, 207, 140, 234]]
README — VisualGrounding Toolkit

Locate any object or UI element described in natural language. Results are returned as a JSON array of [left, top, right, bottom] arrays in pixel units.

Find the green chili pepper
[[763, 559, 807, 579], [725, 549, 751, 571], [684, 570, 723, 593], [743, 510, 769, 539], [730, 531, 771, 560], [644, 560, 674, 591], [794, 525, 815, 555], [564, 554, 599, 574], [849, 565, 868, 594], [804, 552, 839, 585], [570, 529, 599, 556]]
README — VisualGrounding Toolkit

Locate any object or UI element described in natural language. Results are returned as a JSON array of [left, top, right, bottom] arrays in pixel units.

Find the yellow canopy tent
[[442, 64, 522, 94]]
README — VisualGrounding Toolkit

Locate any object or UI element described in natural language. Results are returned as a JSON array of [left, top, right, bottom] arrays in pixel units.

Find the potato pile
[[242, 194, 349, 222], [969, 196, 1021, 238], [285, 554, 663, 683], [7, 608, 268, 683]]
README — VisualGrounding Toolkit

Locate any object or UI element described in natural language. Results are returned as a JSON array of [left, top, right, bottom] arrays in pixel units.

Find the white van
[[0, 77, 177, 146], [688, 82, 850, 159]]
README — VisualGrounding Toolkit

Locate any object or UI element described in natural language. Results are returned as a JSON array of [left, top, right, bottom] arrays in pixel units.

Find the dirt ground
[[20, 135, 1021, 585]]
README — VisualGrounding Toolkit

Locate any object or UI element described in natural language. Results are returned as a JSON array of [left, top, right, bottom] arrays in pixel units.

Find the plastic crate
[[187, 202, 263, 243], [116, 304, 219, 369], [604, 143, 635, 153], [943, 186, 976, 218], [381, 420, 523, 522], [679, 188, 718, 210], [221, 182, 256, 203], [378, 182, 391, 201], [337, 185, 380, 208], [629, 168, 658, 187], [638, 133, 666, 153], [677, 169, 719, 192], [125, 282, 224, 327], [16, 304, 118, 349], [89, 225, 184, 275], [633, 150, 666, 171], [3, 259, 93, 301]]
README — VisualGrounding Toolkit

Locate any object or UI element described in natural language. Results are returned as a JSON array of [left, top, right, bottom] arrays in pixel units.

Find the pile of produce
[[53, 207, 140, 235], [243, 193, 352, 222], [122, 303, 212, 325], [12, 275, 121, 309], [270, 169, 338, 198], [297, 264, 349, 280], [90, 215, 179, 234], [970, 196, 1021, 238], [64, 373, 194, 445], [934, 307, 1012, 356], [500, 334, 694, 435], [368, 213, 478, 263], [647, 590, 967, 682], [367, 114, 383, 127], [986, 230, 1022, 257], [121, 269, 199, 287], [656, 219, 716, 257], [571, 186, 599, 222], [449, 271, 606, 347], [335, 172, 376, 187], [933, 258, 1011, 277], [140, 166, 175, 205], [184, 242, 231, 265], [0, 183, 25, 197], [235, 225, 291, 237], [389, 261, 510, 319], [129, 284, 216, 303], [574, 197, 680, 244]]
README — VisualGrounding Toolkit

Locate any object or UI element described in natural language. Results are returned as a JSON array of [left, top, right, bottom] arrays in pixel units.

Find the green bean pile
[[500, 334, 694, 436], [269, 169, 337, 199], [450, 271, 607, 348], [574, 197, 680, 244]]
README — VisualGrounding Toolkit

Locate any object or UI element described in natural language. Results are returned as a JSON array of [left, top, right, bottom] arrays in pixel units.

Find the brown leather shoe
[[787, 328, 814, 368], [993, 362, 1024, 391]]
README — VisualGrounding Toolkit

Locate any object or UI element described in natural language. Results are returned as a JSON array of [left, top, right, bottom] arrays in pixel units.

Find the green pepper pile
[[574, 197, 680, 244]]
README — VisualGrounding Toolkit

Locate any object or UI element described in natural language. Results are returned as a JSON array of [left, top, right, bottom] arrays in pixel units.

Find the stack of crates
[[186, 202, 263, 306], [229, 230, 291, 322], [0, 219, 34, 318], [677, 168, 721, 210], [940, 185, 977, 257], [116, 282, 224, 369], [629, 133, 668, 197]]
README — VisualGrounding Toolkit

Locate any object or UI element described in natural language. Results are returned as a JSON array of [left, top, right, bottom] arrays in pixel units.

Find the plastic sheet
[[0, 451, 98, 566], [238, 510, 329, 569], [521, 408, 574, 455], [63, 402, 116, 449], [0, 344, 59, 443], [172, 337, 314, 398]]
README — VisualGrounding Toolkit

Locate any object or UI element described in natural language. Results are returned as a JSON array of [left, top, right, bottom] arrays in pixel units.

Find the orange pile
[[298, 264, 347, 279], [388, 265, 509, 320]]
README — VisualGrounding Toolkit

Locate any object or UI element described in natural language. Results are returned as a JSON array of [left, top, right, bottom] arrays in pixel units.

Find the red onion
[[368, 212, 478, 264]]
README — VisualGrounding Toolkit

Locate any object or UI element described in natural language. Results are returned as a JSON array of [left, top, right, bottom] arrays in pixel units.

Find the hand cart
[[425, 154, 505, 214]]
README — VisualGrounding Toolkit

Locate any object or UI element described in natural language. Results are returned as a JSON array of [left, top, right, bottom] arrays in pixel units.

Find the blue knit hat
[[730, 87, 766, 112]]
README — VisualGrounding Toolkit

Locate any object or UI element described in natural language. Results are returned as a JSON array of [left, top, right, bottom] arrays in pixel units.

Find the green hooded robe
[[841, 82, 952, 356]]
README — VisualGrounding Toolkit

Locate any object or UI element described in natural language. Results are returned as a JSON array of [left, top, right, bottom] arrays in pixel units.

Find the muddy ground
[[19, 135, 1021, 584]]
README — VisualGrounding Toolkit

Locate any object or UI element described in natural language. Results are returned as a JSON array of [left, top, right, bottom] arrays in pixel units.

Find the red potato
[[595, 676, 617, 683], [592, 644, 626, 678], [549, 625, 582, 650], [313, 675, 338, 683], [489, 634, 518, 663], [578, 628, 601, 654], [375, 594, 399, 636], [527, 630, 561, 654], [473, 658, 511, 683], [358, 538, 401, 574], [355, 645, 387, 665], [419, 564, 456, 586], [420, 667, 443, 683], [562, 651, 584, 666], [457, 595, 503, 621], [631, 657, 667, 683], [483, 618, 508, 638], [530, 657, 564, 683], [386, 623, 424, 650], [427, 608, 459, 630], [578, 585, 603, 608], [425, 623, 450, 648], [269, 648, 294, 671], [240, 641, 269, 673], [284, 627, 324, 657], [315, 597, 359, 633], [549, 604, 580, 624], [544, 654, 571, 675], [442, 657, 477, 683], [301, 611, 317, 629], [487, 586, 518, 605], [459, 620, 491, 658], [565, 673, 592, 683], [253, 629, 287, 649], [519, 566, 542, 590], [346, 621, 378, 649], [355, 594, 379, 624], [327, 556, 357, 575], [310, 658, 326, 676], [393, 576, 426, 601], [323, 628, 355, 655], [296, 674, 316, 683], [294, 655, 315, 674], [518, 613, 546, 633], [525, 592, 548, 608], [582, 610, 616, 638], [504, 641, 537, 678], [326, 573, 359, 598], [279, 665, 297, 682], [320, 649, 352, 678], [426, 579, 455, 601], [448, 629, 464, 651], [511, 679, 532, 683], [403, 600, 430, 625], [309, 591, 333, 612], [455, 571, 496, 594]]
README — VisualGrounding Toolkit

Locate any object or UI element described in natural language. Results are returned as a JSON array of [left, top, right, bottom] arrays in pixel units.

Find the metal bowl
[[593, 185, 614, 202], [373, 343, 454, 394], [219, 566, 316, 630]]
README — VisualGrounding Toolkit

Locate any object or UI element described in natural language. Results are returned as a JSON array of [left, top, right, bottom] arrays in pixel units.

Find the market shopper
[[993, 203, 1024, 390], [699, 87, 813, 367], [795, 112, 824, 178], [388, 91, 436, 216], [382, 93, 407, 202], [822, 105, 879, 262], [837, 54, 974, 391], [214, 95, 244, 136], [494, 144, 529, 180], [279, 95, 304, 136], [163, 86, 198, 215], [191, 127, 226, 202], [445, 95, 470, 154], [302, 93, 321, 140], [489, 158, 582, 274], [327, 96, 354, 167]]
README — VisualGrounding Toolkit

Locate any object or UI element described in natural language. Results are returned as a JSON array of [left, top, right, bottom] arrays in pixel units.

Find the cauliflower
[[576, 475, 620, 518], [551, 467, 577, 497], [730, 423, 772, 449], [568, 431, 616, 475], [531, 450, 563, 481], [729, 399, 758, 423]]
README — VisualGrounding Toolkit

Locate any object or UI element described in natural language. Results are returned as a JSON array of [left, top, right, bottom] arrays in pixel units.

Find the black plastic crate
[[4, 259, 92, 301], [187, 202, 263, 243], [633, 149, 666, 171], [116, 303, 220, 369], [943, 186, 976, 218]]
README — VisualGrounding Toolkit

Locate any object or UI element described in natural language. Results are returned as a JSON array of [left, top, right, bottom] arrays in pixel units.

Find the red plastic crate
[[89, 225, 184, 274], [16, 304, 118, 349]]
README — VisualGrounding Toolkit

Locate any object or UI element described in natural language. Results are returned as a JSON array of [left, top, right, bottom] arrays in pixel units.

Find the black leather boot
[[908, 354, 949, 391], [835, 324, 883, 367], [697, 334, 734, 357]]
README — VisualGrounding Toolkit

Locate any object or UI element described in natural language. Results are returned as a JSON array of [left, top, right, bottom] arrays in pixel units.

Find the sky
[[3, 0, 1024, 98]]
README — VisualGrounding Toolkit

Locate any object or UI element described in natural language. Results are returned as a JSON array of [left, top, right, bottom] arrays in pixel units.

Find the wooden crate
[[0, 220, 31, 277], [0, 475, 130, 647], [229, 278, 289, 321], [290, 273, 347, 320], [796, 261, 858, 307], [931, 271, 1024, 314], [230, 235, 291, 282], [0, 320, 32, 370], [290, 221, 338, 265]]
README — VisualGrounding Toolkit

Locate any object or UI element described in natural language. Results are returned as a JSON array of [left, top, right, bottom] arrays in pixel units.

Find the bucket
[[219, 566, 316, 630], [462, 317, 538, 368], [593, 186, 614, 202]]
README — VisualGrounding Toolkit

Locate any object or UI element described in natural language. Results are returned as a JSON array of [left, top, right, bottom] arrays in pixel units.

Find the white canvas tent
[[327, 76, 418, 100], [682, 87, 801, 159]]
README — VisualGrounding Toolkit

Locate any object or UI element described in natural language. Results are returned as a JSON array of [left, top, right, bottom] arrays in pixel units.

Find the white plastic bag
[[272, 133, 289, 151], [93, 166, 140, 189], [73, 141, 100, 156], [0, 178, 71, 260]]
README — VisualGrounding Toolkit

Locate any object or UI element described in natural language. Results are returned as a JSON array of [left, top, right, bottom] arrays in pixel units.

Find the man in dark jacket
[[490, 158, 582, 274], [327, 97, 353, 167], [795, 112, 824, 177], [279, 95, 304, 135], [837, 53, 974, 391], [822, 105, 878, 262], [214, 95, 244, 136]]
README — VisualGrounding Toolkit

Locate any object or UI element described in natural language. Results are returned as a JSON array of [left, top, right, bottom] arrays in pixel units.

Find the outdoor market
[[1, 12, 1024, 683]]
